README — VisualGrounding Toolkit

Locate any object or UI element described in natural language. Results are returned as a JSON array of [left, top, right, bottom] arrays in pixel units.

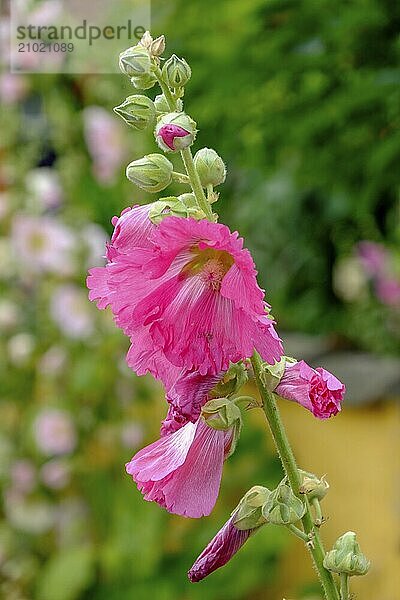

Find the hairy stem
[[251, 351, 340, 600], [340, 573, 350, 600], [153, 65, 214, 220]]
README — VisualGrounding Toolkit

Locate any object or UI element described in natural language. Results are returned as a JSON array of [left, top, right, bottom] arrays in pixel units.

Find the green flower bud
[[177, 193, 197, 207], [162, 54, 192, 88], [259, 356, 290, 392], [154, 94, 184, 115], [233, 486, 270, 531], [211, 362, 248, 399], [262, 483, 306, 525], [130, 72, 157, 90], [139, 31, 166, 58], [126, 154, 173, 193], [119, 45, 151, 78], [201, 397, 242, 431], [323, 532, 370, 576], [298, 470, 329, 501], [155, 112, 197, 152], [148, 198, 189, 224], [113, 95, 156, 131], [201, 397, 242, 458], [193, 147, 226, 187]]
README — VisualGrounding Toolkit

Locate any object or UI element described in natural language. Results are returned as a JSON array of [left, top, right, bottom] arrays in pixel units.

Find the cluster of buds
[[113, 30, 226, 203]]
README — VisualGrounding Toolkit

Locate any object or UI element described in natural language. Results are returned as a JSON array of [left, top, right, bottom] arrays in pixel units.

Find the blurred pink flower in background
[[33, 409, 76, 456], [357, 241, 400, 308], [10, 460, 36, 494], [38, 345, 68, 376], [50, 284, 94, 339], [375, 277, 400, 306], [83, 106, 127, 185], [41, 459, 70, 490], [26, 168, 63, 211], [0, 74, 28, 104], [12, 214, 75, 276], [357, 241, 388, 277]]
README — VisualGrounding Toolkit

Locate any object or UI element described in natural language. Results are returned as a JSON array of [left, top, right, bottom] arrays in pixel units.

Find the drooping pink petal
[[126, 419, 231, 518]]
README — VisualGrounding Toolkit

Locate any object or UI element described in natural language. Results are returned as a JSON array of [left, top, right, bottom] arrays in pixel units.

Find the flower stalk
[[251, 351, 340, 600], [152, 65, 214, 220]]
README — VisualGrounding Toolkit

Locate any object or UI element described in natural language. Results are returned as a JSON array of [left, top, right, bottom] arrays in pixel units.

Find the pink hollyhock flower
[[188, 516, 252, 581], [275, 360, 345, 419], [88, 214, 283, 378], [33, 409, 76, 456], [126, 417, 234, 518]]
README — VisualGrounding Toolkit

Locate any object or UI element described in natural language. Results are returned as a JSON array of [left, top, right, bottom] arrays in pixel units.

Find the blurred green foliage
[[161, 0, 400, 351]]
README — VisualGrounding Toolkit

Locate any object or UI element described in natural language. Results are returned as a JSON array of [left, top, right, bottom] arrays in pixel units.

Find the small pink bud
[[157, 124, 190, 150]]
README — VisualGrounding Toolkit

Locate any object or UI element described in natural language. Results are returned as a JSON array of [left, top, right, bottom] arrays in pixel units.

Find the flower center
[[182, 248, 234, 291]]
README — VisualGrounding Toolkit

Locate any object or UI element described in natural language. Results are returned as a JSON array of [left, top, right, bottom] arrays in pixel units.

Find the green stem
[[286, 524, 309, 543], [251, 351, 340, 600], [340, 573, 350, 600], [153, 65, 214, 220]]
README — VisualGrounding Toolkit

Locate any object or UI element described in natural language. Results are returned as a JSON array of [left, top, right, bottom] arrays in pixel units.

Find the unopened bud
[[154, 94, 183, 114], [119, 45, 151, 78], [262, 483, 306, 525], [130, 72, 157, 90], [126, 154, 173, 193], [194, 148, 226, 187], [138, 31, 165, 58], [201, 397, 241, 431], [155, 112, 197, 152], [298, 470, 329, 501], [201, 397, 242, 458], [162, 54, 192, 88], [233, 486, 270, 531], [148, 197, 189, 224], [211, 362, 248, 398], [323, 532, 370, 576], [113, 95, 156, 130], [259, 356, 289, 392]]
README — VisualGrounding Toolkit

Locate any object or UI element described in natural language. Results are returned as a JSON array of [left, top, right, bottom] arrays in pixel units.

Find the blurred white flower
[[333, 256, 368, 303], [50, 284, 94, 339], [38, 345, 67, 376], [83, 106, 126, 185], [4, 490, 55, 534], [33, 408, 76, 456], [41, 459, 70, 490], [0, 299, 19, 332], [120, 422, 144, 449], [11, 214, 75, 275], [7, 333, 35, 366], [26, 167, 63, 211]]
